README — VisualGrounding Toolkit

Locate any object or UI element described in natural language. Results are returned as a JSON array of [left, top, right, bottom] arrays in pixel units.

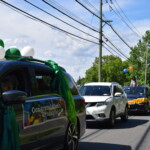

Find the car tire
[[108, 109, 115, 128], [64, 123, 79, 150], [144, 103, 149, 115], [121, 106, 128, 122]]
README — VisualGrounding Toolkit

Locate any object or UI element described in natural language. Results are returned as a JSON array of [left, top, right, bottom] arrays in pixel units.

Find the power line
[[0, 0, 99, 45], [24, 0, 99, 41], [107, 24, 131, 49], [114, 0, 142, 37], [102, 44, 116, 56], [75, 0, 132, 49], [75, 0, 103, 22], [80, 0, 132, 47], [0, 0, 130, 60], [103, 35, 128, 59], [82, 0, 99, 14], [108, 1, 141, 38], [42, 0, 100, 33], [103, 40, 127, 59]]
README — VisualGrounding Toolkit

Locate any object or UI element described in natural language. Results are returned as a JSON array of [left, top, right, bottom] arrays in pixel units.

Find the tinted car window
[[124, 87, 145, 95], [64, 72, 79, 95], [32, 69, 58, 96], [79, 86, 111, 96], [123, 86, 149, 99], [0, 68, 29, 95]]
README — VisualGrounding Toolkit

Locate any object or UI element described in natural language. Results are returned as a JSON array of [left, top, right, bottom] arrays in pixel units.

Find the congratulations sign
[[23, 99, 65, 128]]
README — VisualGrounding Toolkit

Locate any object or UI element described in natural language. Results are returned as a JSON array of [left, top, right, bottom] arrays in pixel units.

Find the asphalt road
[[78, 113, 150, 150]]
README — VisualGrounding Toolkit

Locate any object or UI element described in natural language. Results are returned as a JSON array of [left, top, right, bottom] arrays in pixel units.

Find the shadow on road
[[78, 142, 131, 150], [86, 117, 149, 129]]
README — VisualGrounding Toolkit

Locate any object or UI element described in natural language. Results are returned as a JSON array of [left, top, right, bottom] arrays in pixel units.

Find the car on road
[[0, 56, 86, 150], [79, 82, 128, 127], [123, 85, 150, 114]]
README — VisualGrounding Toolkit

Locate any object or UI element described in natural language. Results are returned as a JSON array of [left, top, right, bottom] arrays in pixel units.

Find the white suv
[[79, 82, 128, 127]]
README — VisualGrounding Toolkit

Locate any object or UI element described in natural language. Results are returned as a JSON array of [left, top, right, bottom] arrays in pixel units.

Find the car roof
[[0, 59, 53, 75], [84, 82, 118, 86], [0, 58, 66, 72]]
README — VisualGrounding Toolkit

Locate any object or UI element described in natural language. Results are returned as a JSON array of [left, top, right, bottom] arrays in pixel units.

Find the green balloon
[[5, 48, 21, 60], [0, 39, 4, 48]]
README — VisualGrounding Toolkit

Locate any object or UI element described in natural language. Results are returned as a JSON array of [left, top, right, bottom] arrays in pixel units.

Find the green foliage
[[129, 30, 150, 85], [76, 30, 150, 86], [77, 55, 130, 86]]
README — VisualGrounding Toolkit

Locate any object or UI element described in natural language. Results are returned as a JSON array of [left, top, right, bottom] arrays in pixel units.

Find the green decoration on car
[[0, 39, 4, 48], [46, 60, 77, 125], [0, 103, 20, 150]]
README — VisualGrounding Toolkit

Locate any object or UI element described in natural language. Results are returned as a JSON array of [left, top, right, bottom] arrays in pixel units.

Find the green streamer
[[46, 60, 77, 125], [0, 103, 20, 150]]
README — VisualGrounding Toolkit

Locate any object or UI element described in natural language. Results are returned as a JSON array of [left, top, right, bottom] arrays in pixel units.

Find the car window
[[123, 87, 146, 96], [113, 85, 123, 95], [79, 85, 111, 96], [0, 67, 29, 95], [32, 69, 58, 96], [64, 72, 79, 95]]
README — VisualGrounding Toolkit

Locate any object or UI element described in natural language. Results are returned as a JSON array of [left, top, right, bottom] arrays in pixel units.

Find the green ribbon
[[0, 102, 20, 150], [46, 60, 77, 125]]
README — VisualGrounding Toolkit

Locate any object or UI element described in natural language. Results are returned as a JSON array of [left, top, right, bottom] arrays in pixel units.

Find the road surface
[[78, 113, 150, 150]]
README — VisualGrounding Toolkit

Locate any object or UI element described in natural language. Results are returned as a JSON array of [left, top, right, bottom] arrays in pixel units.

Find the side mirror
[[2, 90, 27, 105], [114, 92, 122, 97]]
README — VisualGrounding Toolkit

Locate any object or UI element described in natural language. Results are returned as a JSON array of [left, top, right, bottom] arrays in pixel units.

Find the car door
[[113, 85, 121, 115], [117, 85, 126, 113], [0, 63, 41, 150], [25, 64, 68, 150], [113, 85, 126, 115]]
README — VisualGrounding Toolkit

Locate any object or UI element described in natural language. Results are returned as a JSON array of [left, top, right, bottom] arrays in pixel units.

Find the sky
[[0, 0, 150, 81]]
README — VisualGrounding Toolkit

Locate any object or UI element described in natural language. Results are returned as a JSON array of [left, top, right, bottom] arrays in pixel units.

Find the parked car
[[0, 58, 86, 150], [123, 85, 150, 114], [79, 82, 128, 127]]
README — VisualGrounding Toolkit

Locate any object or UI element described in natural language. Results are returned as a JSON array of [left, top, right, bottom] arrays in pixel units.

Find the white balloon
[[0, 46, 5, 59], [21, 46, 34, 57]]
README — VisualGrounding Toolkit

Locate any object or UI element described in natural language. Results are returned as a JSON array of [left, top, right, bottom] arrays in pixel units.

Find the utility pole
[[99, 0, 103, 82]]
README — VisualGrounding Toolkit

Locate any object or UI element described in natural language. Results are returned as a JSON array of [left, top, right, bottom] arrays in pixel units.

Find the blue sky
[[0, 0, 150, 81]]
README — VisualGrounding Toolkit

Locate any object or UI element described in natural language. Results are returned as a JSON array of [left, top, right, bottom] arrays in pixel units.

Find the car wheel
[[121, 106, 128, 122], [108, 109, 115, 127], [64, 123, 79, 150], [144, 103, 149, 115]]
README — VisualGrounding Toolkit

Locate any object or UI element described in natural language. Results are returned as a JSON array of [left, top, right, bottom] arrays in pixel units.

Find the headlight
[[96, 101, 108, 106]]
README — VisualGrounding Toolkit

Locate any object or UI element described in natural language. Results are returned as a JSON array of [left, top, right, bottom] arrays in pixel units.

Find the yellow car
[[123, 86, 150, 114]]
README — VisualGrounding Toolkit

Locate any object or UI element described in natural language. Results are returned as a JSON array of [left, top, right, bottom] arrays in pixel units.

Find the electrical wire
[[103, 41, 128, 59], [108, 1, 141, 38], [102, 44, 116, 56], [114, 0, 142, 37], [24, 0, 99, 41], [42, 0, 99, 33], [75, 0, 132, 49], [103, 35, 128, 59], [81, 0, 132, 44], [0, 0, 99, 45]]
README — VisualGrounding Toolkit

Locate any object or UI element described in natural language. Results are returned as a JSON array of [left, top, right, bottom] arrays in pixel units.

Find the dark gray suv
[[0, 59, 86, 150]]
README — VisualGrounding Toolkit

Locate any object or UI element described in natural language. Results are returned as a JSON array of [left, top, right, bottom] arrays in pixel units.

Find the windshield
[[123, 87, 146, 97], [79, 85, 111, 96]]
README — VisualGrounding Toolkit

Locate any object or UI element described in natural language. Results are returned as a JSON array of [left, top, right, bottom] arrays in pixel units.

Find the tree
[[128, 30, 150, 85], [82, 55, 130, 86]]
